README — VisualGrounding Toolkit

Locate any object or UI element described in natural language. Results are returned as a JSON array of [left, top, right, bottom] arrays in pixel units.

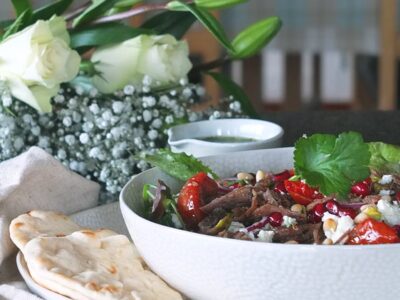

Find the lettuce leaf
[[368, 142, 400, 174], [141, 149, 218, 181], [294, 132, 371, 198]]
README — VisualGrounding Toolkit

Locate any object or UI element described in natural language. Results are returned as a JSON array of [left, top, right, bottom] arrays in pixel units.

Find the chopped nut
[[255, 170, 266, 182], [237, 172, 254, 181], [291, 204, 306, 214], [323, 218, 337, 232], [322, 238, 333, 245]]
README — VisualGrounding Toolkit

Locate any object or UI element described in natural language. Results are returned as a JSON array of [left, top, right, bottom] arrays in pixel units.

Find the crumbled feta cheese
[[377, 199, 400, 226], [322, 212, 354, 244], [379, 175, 393, 185], [256, 230, 274, 243], [379, 189, 393, 196], [227, 221, 245, 233], [282, 216, 297, 227]]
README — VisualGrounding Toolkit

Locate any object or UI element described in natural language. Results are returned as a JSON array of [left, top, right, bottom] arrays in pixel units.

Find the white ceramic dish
[[16, 252, 69, 300], [167, 118, 283, 157], [120, 147, 400, 300]]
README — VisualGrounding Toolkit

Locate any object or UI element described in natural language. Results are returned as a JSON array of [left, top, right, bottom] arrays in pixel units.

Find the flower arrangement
[[0, 0, 281, 199]]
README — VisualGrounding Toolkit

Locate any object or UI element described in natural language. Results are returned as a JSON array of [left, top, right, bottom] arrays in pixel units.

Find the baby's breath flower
[[0, 81, 243, 203]]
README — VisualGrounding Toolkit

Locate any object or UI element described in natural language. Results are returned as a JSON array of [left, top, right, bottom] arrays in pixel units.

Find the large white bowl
[[120, 148, 400, 300], [167, 118, 283, 157]]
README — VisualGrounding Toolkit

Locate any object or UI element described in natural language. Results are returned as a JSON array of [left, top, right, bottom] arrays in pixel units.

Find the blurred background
[[2, 0, 398, 112]]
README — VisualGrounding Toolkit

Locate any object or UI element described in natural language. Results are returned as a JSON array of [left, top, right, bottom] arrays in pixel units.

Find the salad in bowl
[[141, 132, 400, 246]]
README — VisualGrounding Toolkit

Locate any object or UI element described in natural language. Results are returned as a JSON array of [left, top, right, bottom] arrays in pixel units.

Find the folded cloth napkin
[[0, 146, 101, 298]]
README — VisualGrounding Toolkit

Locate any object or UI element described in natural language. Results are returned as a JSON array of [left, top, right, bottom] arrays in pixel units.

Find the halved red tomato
[[284, 180, 323, 205]]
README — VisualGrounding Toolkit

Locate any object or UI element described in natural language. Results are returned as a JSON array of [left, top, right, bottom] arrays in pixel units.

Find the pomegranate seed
[[308, 203, 326, 223], [338, 207, 357, 219], [268, 212, 283, 227], [325, 199, 340, 215], [274, 182, 287, 194], [396, 192, 400, 202], [273, 170, 291, 182], [351, 182, 371, 197]]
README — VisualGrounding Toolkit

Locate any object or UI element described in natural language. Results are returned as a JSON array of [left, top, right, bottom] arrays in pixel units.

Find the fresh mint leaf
[[294, 132, 371, 198], [368, 142, 400, 174], [142, 148, 219, 181]]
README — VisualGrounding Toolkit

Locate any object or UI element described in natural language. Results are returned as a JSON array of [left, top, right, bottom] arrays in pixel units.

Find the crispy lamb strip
[[253, 176, 274, 193], [263, 189, 293, 208], [198, 208, 227, 235], [273, 223, 321, 244], [201, 186, 253, 214], [218, 230, 252, 241], [252, 203, 306, 222]]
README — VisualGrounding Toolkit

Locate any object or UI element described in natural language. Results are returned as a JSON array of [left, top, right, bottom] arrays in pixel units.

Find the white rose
[[91, 34, 192, 93], [0, 16, 80, 112]]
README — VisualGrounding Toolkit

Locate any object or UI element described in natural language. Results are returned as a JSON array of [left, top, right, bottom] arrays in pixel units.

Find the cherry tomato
[[284, 180, 323, 206], [177, 172, 218, 229], [347, 219, 400, 245]]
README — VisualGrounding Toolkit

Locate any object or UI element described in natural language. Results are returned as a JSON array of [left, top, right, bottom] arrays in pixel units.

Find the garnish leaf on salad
[[294, 132, 371, 198], [141, 148, 219, 181], [368, 142, 400, 174]]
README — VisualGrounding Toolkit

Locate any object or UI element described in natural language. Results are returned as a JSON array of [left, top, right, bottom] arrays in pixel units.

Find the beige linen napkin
[[0, 147, 100, 281]]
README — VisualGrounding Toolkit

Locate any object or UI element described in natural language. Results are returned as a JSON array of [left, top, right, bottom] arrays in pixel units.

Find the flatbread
[[23, 229, 182, 300], [9, 210, 82, 251]]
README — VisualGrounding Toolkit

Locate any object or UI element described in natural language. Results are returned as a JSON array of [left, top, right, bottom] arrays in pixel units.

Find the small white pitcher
[[167, 118, 284, 157]]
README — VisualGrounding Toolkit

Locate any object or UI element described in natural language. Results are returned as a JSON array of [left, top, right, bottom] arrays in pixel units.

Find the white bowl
[[120, 148, 400, 300], [167, 118, 283, 157]]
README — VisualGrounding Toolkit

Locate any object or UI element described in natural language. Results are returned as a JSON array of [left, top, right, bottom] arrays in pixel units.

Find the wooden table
[[262, 111, 400, 147]]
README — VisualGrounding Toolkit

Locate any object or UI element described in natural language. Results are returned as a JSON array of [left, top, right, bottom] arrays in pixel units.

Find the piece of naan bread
[[9, 210, 82, 250], [23, 229, 182, 300]]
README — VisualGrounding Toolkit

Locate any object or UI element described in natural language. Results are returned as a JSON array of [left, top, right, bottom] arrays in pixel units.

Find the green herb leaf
[[72, 0, 119, 27], [294, 132, 371, 198], [368, 142, 400, 174], [70, 22, 152, 48], [231, 16, 282, 59], [141, 11, 196, 39], [31, 0, 73, 23], [11, 0, 32, 17], [194, 0, 247, 10], [115, 0, 143, 8], [141, 148, 219, 181], [167, 1, 234, 52], [207, 72, 259, 118], [2, 9, 32, 41]]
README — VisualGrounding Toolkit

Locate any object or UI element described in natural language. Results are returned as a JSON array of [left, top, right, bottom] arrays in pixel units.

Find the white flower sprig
[[0, 80, 244, 202]]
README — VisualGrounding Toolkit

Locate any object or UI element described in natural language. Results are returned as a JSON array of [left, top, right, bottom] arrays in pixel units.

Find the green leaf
[[141, 148, 219, 181], [141, 11, 196, 39], [115, 0, 143, 8], [368, 142, 400, 174], [207, 72, 258, 118], [194, 0, 247, 10], [31, 0, 73, 23], [294, 132, 371, 198], [70, 22, 152, 48], [11, 0, 32, 17], [167, 1, 234, 52], [231, 16, 282, 59], [2, 9, 32, 41], [72, 0, 119, 27]]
